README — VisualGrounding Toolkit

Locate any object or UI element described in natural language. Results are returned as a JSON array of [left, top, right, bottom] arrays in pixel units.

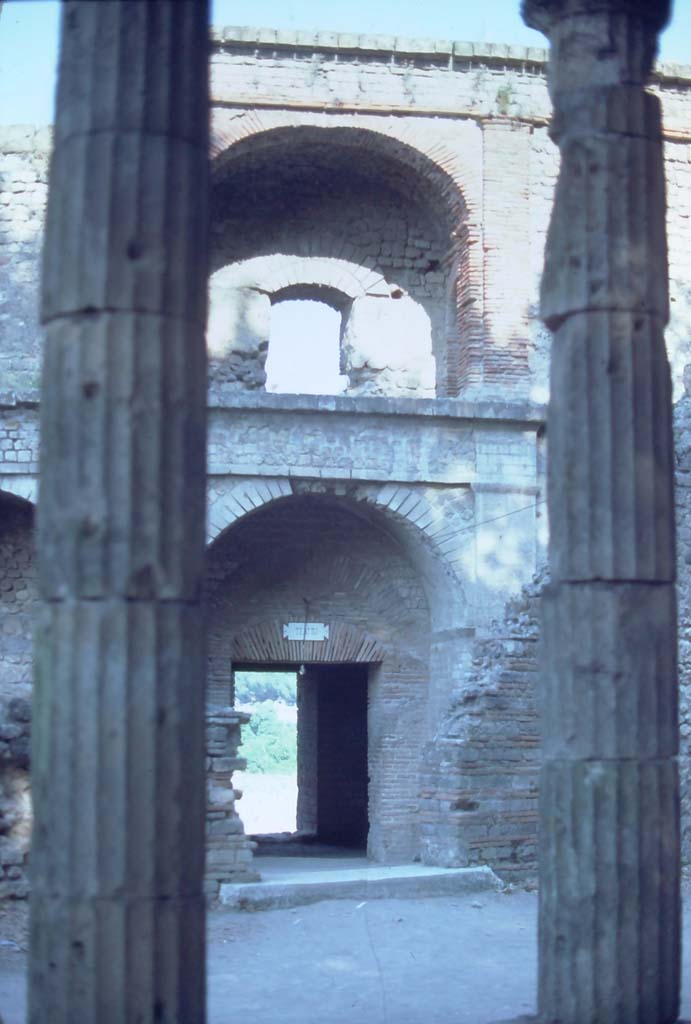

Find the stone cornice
[[207, 391, 548, 426], [0, 389, 548, 426]]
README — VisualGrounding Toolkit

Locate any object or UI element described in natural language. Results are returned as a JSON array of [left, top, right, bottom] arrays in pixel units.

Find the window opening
[[265, 298, 347, 395]]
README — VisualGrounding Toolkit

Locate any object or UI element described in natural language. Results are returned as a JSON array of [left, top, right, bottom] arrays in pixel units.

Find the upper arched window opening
[[207, 256, 437, 399], [265, 297, 347, 396]]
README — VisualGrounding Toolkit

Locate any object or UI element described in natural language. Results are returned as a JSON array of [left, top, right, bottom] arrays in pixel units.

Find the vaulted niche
[[211, 126, 470, 396]]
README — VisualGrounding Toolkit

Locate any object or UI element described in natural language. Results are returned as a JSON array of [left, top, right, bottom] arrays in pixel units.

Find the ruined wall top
[[211, 25, 691, 88], [212, 25, 550, 64], [4, 28, 691, 139]]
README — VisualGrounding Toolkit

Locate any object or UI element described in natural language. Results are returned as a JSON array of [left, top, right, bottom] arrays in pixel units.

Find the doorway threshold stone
[[219, 859, 501, 910]]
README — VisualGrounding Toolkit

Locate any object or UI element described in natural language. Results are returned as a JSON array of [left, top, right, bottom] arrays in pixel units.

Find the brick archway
[[210, 254, 391, 302], [207, 479, 473, 590], [0, 479, 37, 506], [210, 115, 479, 227], [205, 491, 432, 862]]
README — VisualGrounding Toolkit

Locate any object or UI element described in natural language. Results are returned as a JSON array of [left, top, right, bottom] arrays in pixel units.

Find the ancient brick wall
[[0, 408, 39, 477], [2, 31, 691, 885], [421, 574, 542, 881], [0, 127, 49, 398]]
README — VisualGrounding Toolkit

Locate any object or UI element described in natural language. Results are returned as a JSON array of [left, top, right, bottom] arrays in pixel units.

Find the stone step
[[219, 859, 502, 910]]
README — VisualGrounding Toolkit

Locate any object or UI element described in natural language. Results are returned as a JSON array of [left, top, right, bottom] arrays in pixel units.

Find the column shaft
[[522, 2, 678, 1022], [29, 3, 210, 1022]]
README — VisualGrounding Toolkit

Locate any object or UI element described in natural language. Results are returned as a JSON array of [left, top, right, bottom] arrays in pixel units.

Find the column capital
[[522, 0, 671, 35], [523, 0, 671, 87]]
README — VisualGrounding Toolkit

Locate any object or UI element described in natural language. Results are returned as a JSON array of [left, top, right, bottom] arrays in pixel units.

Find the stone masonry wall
[[0, 127, 49, 397], [205, 709, 259, 900], [0, 497, 35, 897], [0, 498, 35, 688], [674, 388, 691, 864]]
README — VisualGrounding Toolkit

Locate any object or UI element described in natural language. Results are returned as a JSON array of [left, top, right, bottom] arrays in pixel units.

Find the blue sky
[[1, 0, 690, 125]]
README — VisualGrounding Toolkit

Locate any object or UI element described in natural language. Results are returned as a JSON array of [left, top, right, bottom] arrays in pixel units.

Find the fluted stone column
[[521, 2, 679, 1022], [30, 3, 209, 1022]]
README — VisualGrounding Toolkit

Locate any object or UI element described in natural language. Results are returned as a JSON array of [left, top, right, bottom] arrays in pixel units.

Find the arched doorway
[[204, 493, 431, 862]]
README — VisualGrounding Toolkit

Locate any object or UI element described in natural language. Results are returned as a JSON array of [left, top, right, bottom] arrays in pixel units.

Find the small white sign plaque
[[283, 622, 329, 642]]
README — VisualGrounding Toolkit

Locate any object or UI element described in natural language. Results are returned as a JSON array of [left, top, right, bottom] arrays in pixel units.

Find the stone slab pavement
[[1, 890, 690, 1023]]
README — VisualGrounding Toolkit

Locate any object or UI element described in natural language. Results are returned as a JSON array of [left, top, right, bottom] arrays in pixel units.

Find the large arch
[[205, 475, 484, 732], [211, 123, 469, 230], [206, 477, 471, 607], [204, 491, 433, 862], [209, 121, 480, 395], [204, 483, 542, 877], [0, 477, 37, 506], [210, 114, 481, 226]]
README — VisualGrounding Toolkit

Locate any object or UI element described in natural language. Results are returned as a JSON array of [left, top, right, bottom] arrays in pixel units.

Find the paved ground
[[2, 888, 690, 1024]]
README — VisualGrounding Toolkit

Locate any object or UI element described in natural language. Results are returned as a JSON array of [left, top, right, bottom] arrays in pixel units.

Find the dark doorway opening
[[298, 664, 369, 850]]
